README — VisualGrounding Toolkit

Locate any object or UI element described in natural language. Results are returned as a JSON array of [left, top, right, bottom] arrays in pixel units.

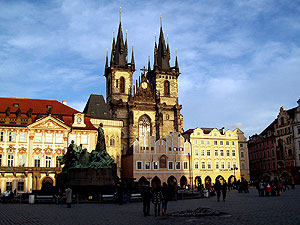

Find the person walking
[[141, 182, 151, 217], [152, 185, 164, 217], [214, 180, 221, 202], [65, 187, 72, 208], [222, 180, 228, 202], [161, 182, 169, 216]]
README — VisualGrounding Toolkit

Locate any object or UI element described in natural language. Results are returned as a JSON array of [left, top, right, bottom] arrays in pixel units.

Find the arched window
[[164, 80, 170, 96], [110, 137, 115, 146], [159, 155, 167, 168], [139, 115, 151, 136], [120, 77, 125, 93], [107, 78, 111, 95]]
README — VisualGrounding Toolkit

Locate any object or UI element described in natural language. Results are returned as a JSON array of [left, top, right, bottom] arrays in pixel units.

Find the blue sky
[[1, 0, 300, 138]]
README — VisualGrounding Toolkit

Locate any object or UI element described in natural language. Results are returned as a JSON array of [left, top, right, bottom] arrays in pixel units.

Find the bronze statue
[[95, 123, 106, 152]]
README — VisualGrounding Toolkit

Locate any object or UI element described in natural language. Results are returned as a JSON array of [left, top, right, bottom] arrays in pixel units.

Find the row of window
[[0, 132, 88, 145], [0, 154, 60, 167], [4, 181, 24, 192], [194, 161, 237, 170], [193, 140, 237, 146], [194, 149, 237, 157], [136, 161, 189, 170]]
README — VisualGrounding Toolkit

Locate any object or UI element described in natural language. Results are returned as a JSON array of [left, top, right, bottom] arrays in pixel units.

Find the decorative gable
[[72, 113, 86, 128], [29, 116, 70, 130]]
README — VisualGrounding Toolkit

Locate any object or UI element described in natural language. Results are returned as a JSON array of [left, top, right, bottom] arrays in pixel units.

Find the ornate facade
[[0, 97, 97, 193], [104, 19, 183, 154]]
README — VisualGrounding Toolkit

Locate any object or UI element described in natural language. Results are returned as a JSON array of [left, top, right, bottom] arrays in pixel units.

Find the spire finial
[[126, 30, 128, 39], [167, 34, 169, 43], [160, 15, 162, 28], [154, 33, 157, 43], [176, 48, 177, 56], [119, 6, 122, 23]]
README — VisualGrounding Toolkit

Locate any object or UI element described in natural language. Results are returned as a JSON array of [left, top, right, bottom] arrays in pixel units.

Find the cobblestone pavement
[[0, 186, 299, 225]]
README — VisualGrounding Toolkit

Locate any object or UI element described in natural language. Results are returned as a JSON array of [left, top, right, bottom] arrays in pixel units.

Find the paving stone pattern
[[0, 187, 299, 225]]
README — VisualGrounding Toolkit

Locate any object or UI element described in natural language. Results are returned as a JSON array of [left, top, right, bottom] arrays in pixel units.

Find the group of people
[[55, 187, 72, 208], [256, 177, 295, 197], [214, 180, 228, 202], [141, 182, 169, 217]]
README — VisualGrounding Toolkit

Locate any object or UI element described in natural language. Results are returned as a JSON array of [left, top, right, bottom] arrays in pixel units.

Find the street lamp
[[231, 166, 238, 182]]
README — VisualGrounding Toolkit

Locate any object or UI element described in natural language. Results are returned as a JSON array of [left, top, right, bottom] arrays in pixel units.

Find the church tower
[[104, 16, 135, 154]]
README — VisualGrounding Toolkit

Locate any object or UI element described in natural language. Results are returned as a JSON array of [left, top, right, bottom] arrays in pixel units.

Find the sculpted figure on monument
[[95, 123, 106, 152]]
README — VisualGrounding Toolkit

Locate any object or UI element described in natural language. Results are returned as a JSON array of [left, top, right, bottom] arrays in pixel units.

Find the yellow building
[[0, 97, 97, 193], [184, 127, 249, 187]]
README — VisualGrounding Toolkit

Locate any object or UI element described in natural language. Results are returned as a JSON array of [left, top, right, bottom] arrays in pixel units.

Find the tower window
[[139, 115, 151, 136], [164, 80, 170, 96], [120, 77, 125, 93], [116, 79, 118, 88]]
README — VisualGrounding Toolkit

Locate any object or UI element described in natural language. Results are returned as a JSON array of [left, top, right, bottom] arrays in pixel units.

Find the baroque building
[[183, 127, 249, 187], [103, 18, 183, 155], [0, 97, 97, 193]]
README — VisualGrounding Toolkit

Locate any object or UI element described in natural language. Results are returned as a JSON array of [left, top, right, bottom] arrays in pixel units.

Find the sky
[[0, 0, 300, 138]]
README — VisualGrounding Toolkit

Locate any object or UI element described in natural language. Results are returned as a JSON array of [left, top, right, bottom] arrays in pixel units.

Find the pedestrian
[[161, 182, 169, 216], [258, 180, 265, 197], [214, 180, 221, 202], [65, 187, 72, 208], [141, 182, 151, 217], [116, 183, 123, 205], [152, 184, 163, 217], [222, 180, 228, 202], [291, 177, 295, 189]]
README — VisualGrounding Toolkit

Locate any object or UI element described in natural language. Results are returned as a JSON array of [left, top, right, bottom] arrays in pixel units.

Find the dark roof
[[260, 119, 276, 136], [287, 107, 297, 120], [83, 94, 112, 120]]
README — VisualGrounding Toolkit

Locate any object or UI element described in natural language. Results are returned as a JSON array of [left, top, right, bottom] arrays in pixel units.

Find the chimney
[[62, 100, 67, 105]]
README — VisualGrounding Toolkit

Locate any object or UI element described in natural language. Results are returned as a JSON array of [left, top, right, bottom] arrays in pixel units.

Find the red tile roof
[[0, 97, 96, 130]]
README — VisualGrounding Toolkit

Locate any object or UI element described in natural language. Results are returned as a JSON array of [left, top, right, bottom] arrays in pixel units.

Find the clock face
[[77, 117, 82, 123], [141, 82, 148, 89]]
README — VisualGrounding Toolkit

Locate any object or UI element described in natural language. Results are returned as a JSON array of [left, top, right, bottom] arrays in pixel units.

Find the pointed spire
[[156, 17, 170, 71], [105, 48, 108, 69], [148, 56, 151, 72], [175, 48, 179, 72], [110, 32, 115, 66], [131, 44, 135, 71], [125, 30, 128, 58]]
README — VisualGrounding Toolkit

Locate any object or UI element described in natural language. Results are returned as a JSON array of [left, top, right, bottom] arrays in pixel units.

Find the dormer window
[[13, 103, 19, 108], [47, 105, 53, 109]]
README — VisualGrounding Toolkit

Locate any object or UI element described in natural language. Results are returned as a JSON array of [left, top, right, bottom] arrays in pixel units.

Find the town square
[[0, 0, 300, 224]]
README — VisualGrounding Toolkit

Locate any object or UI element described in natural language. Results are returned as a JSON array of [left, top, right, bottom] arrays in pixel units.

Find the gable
[[28, 116, 70, 130]]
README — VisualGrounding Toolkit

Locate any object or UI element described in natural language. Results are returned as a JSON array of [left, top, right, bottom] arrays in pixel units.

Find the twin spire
[[106, 14, 179, 73]]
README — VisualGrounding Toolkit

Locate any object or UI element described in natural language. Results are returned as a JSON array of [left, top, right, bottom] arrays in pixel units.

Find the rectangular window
[[34, 156, 40, 167], [0, 154, 2, 166], [0, 131, 4, 142], [183, 161, 188, 170], [56, 133, 63, 143], [194, 140, 198, 145], [153, 161, 159, 170], [221, 161, 225, 169], [194, 148, 199, 156], [214, 141, 218, 145], [215, 150, 218, 156], [233, 161, 237, 168], [232, 150, 236, 157], [207, 161, 211, 169], [226, 150, 230, 157], [215, 161, 219, 169], [145, 162, 151, 170], [207, 149, 211, 156], [220, 141, 223, 145], [18, 154, 26, 166], [227, 161, 231, 169], [45, 133, 53, 143], [201, 161, 205, 169], [56, 156, 61, 167], [241, 162, 245, 170], [201, 149, 205, 156], [69, 134, 76, 144], [35, 133, 42, 143], [19, 132, 27, 142], [136, 161, 142, 170], [241, 151, 244, 158], [168, 161, 173, 170], [226, 141, 229, 146], [220, 150, 224, 157], [81, 135, 88, 144], [240, 143, 243, 148], [9, 132, 15, 142], [200, 140, 204, 145], [206, 140, 210, 145], [18, 182, 24, 191], [232, 141, 235, 146], [46, 156, 51, 167], [6, 182, 12, 191], [7, 154, 14, 167], [176, 162, 181, 170], [194, 161, 199, 169]]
